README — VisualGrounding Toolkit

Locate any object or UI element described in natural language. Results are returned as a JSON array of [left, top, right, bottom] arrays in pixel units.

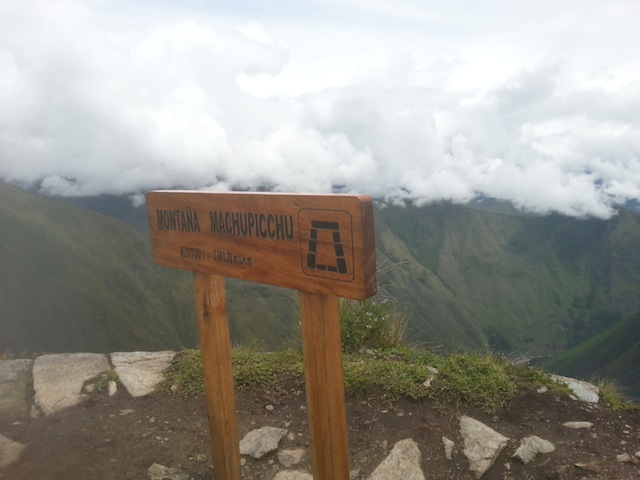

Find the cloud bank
[[1, 0, 639, 218]]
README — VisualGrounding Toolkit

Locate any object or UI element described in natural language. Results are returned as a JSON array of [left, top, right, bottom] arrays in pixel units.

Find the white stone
[[562, 421, 593, 429], [277, 448, 305, 468], [512, 435, 555, 464], [273, 471, 313, 480], [551, 375, 599, 403], [107, 380, 117, 397], [239, 426, 288, 459], [367, 438, 424, 480], [442, 436, 455, 460], [0, 359, 33, 417], [422, 367, 439, 388], [33, 353, 110, 415], [0, 433, 26, 469], [111, 351, 175, 398], [147, 463, 190, 480], [616, 453, 639, 464], [460, 415, 509, 479]]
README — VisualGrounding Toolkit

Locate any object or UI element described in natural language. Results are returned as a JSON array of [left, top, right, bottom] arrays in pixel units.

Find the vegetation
[[339, 297, 407, 353], [160, 345, 585, 412], [4, 182, 640, 399], [545, 311, 640, 400], [431, 354, 517, 412], [595, 378, 640, 411]]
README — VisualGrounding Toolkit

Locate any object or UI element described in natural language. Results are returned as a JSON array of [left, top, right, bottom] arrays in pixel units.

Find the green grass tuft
[[339, 297, 408, 353], [594, 378, 640, 411], [432, 354, 517, 412], [161, 347, 564, 413]]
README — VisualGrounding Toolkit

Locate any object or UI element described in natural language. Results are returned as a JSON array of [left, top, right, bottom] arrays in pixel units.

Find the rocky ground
[[1, 378, 640, 479]]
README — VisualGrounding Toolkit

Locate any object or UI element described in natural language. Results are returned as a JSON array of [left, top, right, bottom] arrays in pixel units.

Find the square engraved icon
[[299, 208, 355, 281]]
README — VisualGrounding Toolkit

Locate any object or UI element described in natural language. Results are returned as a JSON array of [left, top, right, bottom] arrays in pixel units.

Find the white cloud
[[0, 0, 639, 218]]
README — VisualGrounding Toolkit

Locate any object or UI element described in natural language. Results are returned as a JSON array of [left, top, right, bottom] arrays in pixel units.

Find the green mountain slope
[[0, 182, 200, 353], [6, 182, 640, 390], [0, 183, 300, 352], [544, 312, 640, 400], [375, 204, 640, 355]]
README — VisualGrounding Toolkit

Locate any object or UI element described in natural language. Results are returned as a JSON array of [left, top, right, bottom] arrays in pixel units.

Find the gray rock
[[0, 359, 33, 417], [277, 448, 306, 468], [512, 435, 555, 464], [442, 436, 455, 460], [33, 353, 110, 415], [367, 438, 424, 480], [107, 380, 117, 397], [575, 459, 601, 472], [551, 375, 599, 403], [273, 471, 313, 480], [0, 433, 26, 469], [616, 453, 639, 464], [239, 426, 288, 459], [422, 366, 439, 388], [147, 463, 190, 480], [460, 415, 509, 479], [111, 351, 175, 398], [562, 421, 593, 429]]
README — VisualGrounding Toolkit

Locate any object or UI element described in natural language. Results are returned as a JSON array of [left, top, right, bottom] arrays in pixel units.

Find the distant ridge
[[3, 183, 640, 397], [0, 181, 197, 353]]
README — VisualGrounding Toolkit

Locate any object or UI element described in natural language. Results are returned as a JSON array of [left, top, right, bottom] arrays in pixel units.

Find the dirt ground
[[1, 382, 639, 480]]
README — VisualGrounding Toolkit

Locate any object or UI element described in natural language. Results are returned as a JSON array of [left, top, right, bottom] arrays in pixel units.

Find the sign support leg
[[193, 272, 241, 480], [299, 291, 350, 480]]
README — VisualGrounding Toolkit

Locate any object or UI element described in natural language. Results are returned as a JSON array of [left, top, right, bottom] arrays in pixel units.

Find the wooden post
[[147, 192, 377, 480], [299, 291, 350, 480], [193, 272, 242, 480]]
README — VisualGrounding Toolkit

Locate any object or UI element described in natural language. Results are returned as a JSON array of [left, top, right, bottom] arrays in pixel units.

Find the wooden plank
[[146, 191, 376, 300], [193, 272, 241, 480], [299, 291, 350, 480]]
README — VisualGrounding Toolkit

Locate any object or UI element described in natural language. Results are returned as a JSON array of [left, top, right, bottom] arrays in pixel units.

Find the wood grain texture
[[299, 291, 350, 480], [147, 191, 376, 300], [193, 273, 241, 480]]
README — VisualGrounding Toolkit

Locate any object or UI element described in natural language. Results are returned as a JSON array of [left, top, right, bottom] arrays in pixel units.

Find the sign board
[[147, 190, 377, 480], [146, 191, 377, 300]]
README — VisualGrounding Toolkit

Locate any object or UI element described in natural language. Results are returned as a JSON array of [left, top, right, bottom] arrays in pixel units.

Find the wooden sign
[[146, 190, 377, 480], [147, 191, 376, 300]]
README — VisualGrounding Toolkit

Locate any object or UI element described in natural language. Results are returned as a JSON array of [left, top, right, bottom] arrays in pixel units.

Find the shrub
[[434, 354, 517, 412], [339, 297, 407, 353]]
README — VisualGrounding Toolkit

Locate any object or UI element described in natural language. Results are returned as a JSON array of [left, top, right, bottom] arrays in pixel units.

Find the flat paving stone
[[0, 359, 33, 418], [33, 353, 110, 415]]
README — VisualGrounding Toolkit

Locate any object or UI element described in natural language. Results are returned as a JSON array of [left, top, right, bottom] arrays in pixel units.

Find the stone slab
[[0, 359, 33, 418], [33, 353, 110, 415], [551, 375, 599, 403], [0, 433, 26, 469], [367, 438, 424, 480], [111, 351, 176, 398], [460, 415, 509, 479]]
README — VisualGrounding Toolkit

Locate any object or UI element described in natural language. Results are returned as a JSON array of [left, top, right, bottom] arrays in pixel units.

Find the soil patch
[[1, 385, 639, 479]]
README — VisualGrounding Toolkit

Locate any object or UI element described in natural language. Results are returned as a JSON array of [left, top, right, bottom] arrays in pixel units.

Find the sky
[[1, 0, 639, 217]]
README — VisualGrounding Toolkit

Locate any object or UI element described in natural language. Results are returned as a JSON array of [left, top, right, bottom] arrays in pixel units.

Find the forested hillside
[[375, 203, 640, 356], [0, 182, 198, 352], [4, 183, 640, 397]]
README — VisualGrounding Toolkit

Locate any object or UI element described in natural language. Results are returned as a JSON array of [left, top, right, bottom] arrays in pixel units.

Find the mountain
[[544, 312, 640, 399], [5, 184, 640, 396], [0, 182, 198, 353], [375, 203, 640, 353], [0, 183, 299, 353], [46, 190, 640, 357]]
